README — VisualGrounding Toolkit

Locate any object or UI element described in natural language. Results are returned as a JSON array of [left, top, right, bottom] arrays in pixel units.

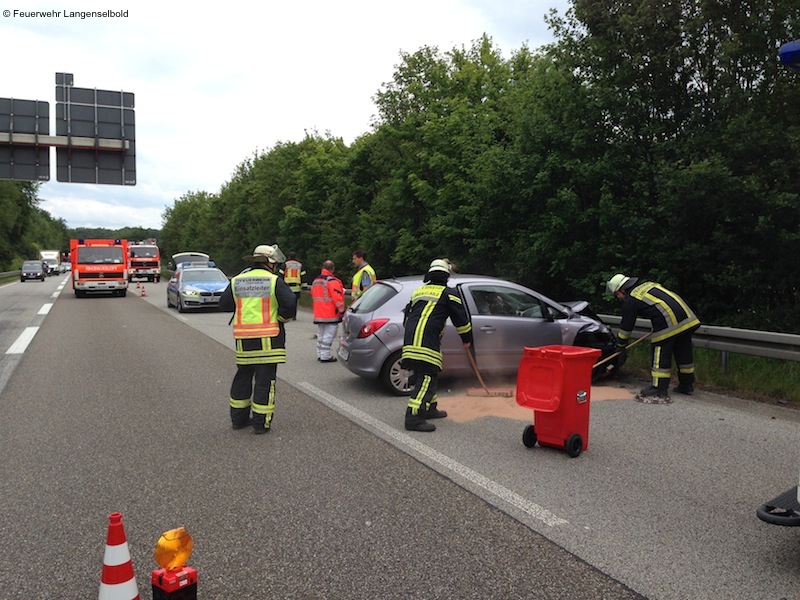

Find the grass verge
[[625, 345, 800, 407]]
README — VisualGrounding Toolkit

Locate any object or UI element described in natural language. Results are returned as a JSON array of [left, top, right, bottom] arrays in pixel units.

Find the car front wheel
[[380, 351, 413, 396]]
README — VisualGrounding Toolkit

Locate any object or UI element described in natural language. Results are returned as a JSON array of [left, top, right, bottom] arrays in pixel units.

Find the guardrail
[[599, 314, 800, 368], [1, 270, 20, 278]]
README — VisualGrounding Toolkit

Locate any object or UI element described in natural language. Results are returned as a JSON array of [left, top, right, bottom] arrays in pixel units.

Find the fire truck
[[70, 238, 130, 297], [129, 241, 162, 282]]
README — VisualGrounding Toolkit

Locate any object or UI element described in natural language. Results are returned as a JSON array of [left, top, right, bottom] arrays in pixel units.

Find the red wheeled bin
[[516, 345, 601, 457]]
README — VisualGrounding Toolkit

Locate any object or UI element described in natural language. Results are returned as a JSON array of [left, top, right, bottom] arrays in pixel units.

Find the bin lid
[[516, 356, 563, 411]]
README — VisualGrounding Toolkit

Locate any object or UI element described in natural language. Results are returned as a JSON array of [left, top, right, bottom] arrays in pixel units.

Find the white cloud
[[3, 0, 570, 229]]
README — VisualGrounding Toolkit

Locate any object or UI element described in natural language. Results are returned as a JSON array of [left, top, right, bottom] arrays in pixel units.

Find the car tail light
[[359, 318, 389, 338]]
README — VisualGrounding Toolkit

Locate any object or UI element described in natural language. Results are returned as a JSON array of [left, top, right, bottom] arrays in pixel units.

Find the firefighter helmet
[[606, 273, 630, 294], [428, 259, 452, 274], [244, 244, 286, 264]]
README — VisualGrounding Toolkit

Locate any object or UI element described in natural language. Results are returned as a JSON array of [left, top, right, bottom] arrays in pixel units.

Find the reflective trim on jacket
[[401, 283, 473, 369], [619, 281, 700, 343]]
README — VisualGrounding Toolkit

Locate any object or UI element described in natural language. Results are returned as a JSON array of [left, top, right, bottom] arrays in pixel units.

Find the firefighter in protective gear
[[220, 244, 297, 433], [280, 252, 307, 305], [351, 250, 376, 301], [311, 259, 345, 362], [402, 259, 473, 432], [607, 273, 700, 403]]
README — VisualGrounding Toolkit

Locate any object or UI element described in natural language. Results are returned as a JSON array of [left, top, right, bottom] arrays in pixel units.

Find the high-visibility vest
[[231, 271, 280, 339], [282, 260, 304, 292], [312, 270, 345, 323], [352, 263, 376, 298]]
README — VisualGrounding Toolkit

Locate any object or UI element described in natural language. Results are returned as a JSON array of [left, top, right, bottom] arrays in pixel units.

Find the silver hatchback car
[[337, 274, 622, 395]]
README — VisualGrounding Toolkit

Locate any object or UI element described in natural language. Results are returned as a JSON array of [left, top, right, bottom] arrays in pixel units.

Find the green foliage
[[12, 2, 798, 336], [0, 181, 69, 270]]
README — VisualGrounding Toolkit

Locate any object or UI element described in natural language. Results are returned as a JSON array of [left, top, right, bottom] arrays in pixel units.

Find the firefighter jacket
[[351, 263, 376, 299], [618, 281, 700, 344], [281, 259, 306, 293], [312, 269, 345, 324], [401, 283, 473, 369], [220, 267, 297, 364]]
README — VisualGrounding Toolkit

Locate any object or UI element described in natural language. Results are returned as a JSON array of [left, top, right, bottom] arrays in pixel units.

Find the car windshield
[[131, 246, 158, 258], [77, 247, 125, 264], [23, 261, 41, 269], [350, 282, 398, 313], [182, 270, 227, 282]]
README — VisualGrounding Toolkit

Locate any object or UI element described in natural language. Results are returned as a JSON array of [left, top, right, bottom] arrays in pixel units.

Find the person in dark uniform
[[220, 244, 297, 433], [607, 273, 700, 404], [402, 259, 473, 432]]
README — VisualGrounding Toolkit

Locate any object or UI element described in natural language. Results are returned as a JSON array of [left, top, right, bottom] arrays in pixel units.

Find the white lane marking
[[39, 303, 53, 315], [6, 327, 39, 354], [299, 381, 569, 528]]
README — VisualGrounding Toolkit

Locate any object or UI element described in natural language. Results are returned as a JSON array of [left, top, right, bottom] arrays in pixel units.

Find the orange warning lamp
[[154, 527, 193, 570], [152, 527, 197, 599]]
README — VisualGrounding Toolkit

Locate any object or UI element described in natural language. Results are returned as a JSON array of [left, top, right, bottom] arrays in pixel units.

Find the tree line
[[0, 182, 159, 270], [6, 1, 800, 333]]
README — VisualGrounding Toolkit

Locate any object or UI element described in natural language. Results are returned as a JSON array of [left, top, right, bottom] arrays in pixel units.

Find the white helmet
[[428, 258, 452, 274], [606, 273, 630, 294], [244, 244, 286, 264]]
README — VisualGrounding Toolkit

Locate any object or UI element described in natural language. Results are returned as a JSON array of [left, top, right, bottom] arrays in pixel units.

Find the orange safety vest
[[231, 271, 280, 338]]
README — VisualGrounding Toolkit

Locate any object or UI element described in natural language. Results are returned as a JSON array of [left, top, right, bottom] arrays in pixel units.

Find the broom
[[466, 348, 515, 397], [593, 331, 653, 368]]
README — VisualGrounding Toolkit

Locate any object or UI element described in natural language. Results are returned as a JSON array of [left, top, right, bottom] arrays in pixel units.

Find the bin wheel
[[522, 425, 537, 448], [566, 433, 583, 458]]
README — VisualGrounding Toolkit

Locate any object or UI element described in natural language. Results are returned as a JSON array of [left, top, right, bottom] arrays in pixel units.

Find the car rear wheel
[[380, 351, 413, 396]]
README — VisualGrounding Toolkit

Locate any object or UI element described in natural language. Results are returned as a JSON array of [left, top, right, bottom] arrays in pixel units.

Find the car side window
[[468, 285, 545, 318]]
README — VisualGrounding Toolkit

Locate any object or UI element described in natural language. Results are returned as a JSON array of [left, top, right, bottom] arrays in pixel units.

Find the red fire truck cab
[[70, 238, 130, 297], [129, 242, 162, 283]]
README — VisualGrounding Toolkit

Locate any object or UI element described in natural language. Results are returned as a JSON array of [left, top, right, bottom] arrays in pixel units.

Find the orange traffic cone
[[136, 281, 140, 288], [99, 512, 140, 600], [141, 286, 147, 297]]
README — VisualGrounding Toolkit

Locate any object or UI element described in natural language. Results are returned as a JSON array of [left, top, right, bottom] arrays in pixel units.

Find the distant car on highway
[[20, 260, 46, 282], [337, 274, 622, 395], [166, 266, 229, 312]]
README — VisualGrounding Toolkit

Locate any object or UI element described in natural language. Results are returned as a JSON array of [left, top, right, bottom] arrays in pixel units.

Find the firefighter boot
[[252, 415, 271, 435], [636, 384, 672, 404], [674, 373, 694, 395], [425, 401, 448, 419], [405, 407, 435, 432], [231, 407, 252, 430]]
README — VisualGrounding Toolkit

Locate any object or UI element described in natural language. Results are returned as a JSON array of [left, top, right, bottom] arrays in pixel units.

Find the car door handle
[[479, 325, 496, 333]]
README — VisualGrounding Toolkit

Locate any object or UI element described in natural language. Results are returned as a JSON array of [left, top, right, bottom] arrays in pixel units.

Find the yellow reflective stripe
[[229, 398, 251, 409], [650, 318, 700, 343], [402, 347, 443, 368], [252, 382, 276, 415], [408, 375, 431, 412], [455, 323, 472, 335], [413, 302, 435, 347]]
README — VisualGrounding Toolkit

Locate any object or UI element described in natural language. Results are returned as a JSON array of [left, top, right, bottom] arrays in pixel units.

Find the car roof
[[373, 273, 569, 309], [179, 267, 223, 274]]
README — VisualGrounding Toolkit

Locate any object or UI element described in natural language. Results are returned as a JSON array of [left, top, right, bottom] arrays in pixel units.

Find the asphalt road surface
[[0, 277, 798, 599]]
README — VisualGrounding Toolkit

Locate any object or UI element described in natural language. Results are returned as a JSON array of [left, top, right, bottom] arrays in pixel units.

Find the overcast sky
[[3, 0, 570, 230]]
